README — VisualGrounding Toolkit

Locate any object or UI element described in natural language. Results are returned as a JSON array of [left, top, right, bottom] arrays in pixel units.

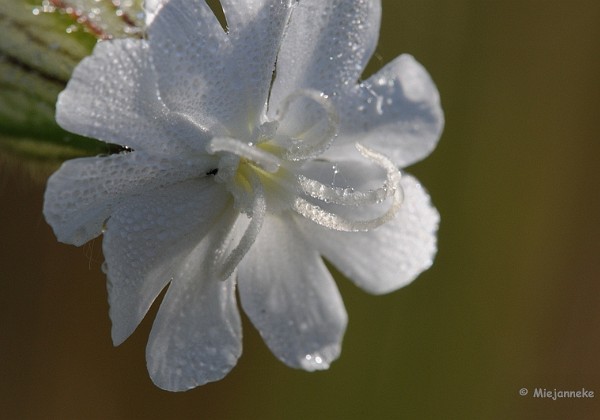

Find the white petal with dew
[[146, 209, 243, 391], [327, 54, 444, 168], [149, 0, 292, 136], [303, 174, 439, 295], [239, 213, 347, 371], [103, 178, 231, 345], [221, 0, 293, 131], [43, 152, 214, 246], [269, 0, 381, 115], [56, 38, 180, 154], [220, 0, 291, 31]]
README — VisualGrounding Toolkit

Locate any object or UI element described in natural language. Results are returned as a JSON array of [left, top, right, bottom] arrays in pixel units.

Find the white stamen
[[277, 90, 339, 161], [292, 143, 404, 232], [212, 171, 266, 280], [297, 176, 391, 206], [206, 137, 281, 173]]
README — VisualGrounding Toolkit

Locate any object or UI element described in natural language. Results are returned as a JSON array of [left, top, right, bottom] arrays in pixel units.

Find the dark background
[[1, 0, 599, 418]]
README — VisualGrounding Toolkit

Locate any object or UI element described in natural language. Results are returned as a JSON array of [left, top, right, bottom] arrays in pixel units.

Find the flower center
[[203, 90, 405, 280], [206, 136, 297, 215]]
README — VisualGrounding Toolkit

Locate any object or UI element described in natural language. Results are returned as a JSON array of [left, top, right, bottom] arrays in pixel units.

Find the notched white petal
[[56, 38, 174, 154], [43, 152, 213, 246], [146, 209, 245, 391], [147, 275, 242, 391], [150, 0, 293, 136], [239, 215, 347, 371], [269, 0, 381, 113], [104, 179, 230, 345], [330, 54, 444, 168], [304, 174, 440, 295]]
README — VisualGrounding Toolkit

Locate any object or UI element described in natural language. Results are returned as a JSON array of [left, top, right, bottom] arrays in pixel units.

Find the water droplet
[[65, 24, 78, 34], [302, 353, 324, 369]]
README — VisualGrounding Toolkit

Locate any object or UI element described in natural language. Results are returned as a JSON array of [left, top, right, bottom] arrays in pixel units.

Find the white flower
[[44, 0, 443, 391]]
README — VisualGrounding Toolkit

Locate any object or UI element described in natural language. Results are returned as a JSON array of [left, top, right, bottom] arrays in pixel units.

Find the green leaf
[[0, 0, 143, 177]]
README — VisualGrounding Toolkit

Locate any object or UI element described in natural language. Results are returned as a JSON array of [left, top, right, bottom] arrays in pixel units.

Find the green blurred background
[[1, 0, 599, 418]]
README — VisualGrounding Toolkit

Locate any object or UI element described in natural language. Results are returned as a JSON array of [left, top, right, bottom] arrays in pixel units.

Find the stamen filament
[[212, 171, 266, 280], [277, 90, 339, 161], [206, 137, 281, 173], [297, 176, 391, 206], [292, 143, 404, 232]]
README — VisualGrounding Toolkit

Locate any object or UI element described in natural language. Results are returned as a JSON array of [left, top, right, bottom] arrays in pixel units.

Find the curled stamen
[[292, 143, 404, 232], [276, 90, 339, 161], [297, 176, 392, 206], [211, 171, 266, 280], [206, 137, 281, 173]]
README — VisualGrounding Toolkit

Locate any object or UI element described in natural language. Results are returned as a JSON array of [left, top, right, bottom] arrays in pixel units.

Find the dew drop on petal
[[300, 353, 327, 371]]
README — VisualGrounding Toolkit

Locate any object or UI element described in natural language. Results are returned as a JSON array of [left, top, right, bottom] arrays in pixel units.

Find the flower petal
[[43, 152, 214, 246], [220, 0, 291, 32], [302, 173, 439, 294], [56, 38, 178, 154], [143, 0, 164, 25], [149, 0, 292, 136], [238, 213, 347, 371], [103, 178, 231, 346], [325, 54, 444, 168], [146, 208, 243, 391], [269, 0, 381, 114]]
